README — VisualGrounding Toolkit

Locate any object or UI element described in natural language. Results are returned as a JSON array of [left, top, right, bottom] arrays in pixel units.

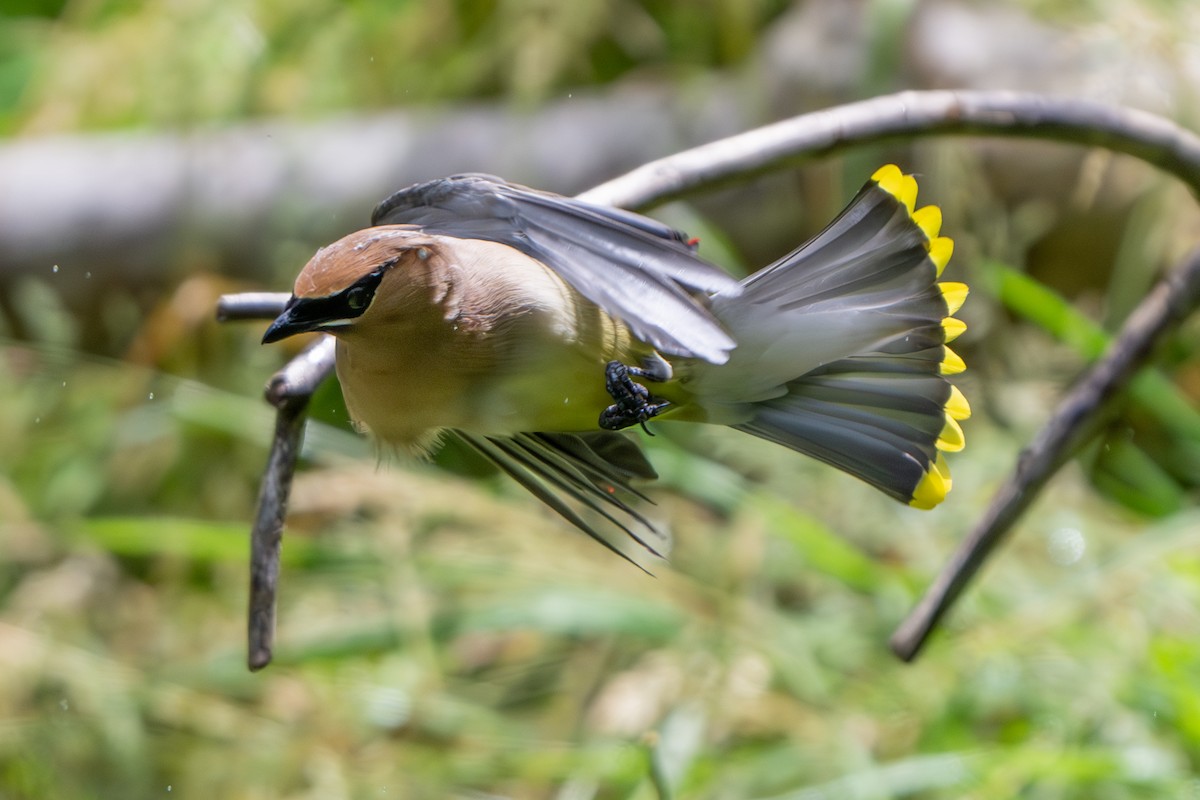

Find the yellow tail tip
[[946, 384, 972, 421], [873, 165, 955, 278], [871, 164, 918, 214], [936, 414, 966, 453], [939, 282, 968, 316], [928, 237, 954, 277], [912, 205, 942, 240], [942, 317, 967, 343], [940, 346, 966, 375], [868, 165, 967, 510], [909, 453, 952, 509], [871, 163, 905, 192]]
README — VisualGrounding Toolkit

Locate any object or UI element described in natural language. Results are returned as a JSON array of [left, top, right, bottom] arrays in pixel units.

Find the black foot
[[599, 360, 671, 433]]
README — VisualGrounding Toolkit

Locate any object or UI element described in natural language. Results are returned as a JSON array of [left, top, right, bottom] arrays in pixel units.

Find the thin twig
[[890, 247, 1200, 660], [248, 391, 310, 670], [247, 336, 335, 669]]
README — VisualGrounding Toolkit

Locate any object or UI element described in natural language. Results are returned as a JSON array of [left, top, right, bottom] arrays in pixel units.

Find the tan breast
[[331, 235, 646, 447]]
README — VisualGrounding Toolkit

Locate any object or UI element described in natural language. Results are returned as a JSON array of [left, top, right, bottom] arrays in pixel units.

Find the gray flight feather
[[452, 430, 667, 565], [372, 174, 741, 363]]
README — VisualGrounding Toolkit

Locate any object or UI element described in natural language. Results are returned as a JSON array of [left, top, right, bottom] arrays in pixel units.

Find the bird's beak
[[262, 297, 321, 344]]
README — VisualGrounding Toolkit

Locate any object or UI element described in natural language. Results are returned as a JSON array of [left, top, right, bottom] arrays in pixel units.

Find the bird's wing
[[371, 174, 740, 363], [452, 430, 669, 568]]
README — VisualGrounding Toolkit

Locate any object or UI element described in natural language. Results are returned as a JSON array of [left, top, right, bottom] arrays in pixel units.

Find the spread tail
[[694, 165, 970, 508]]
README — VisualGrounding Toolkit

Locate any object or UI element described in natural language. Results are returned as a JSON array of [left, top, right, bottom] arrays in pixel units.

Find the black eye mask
[[262, 260, 395, 343]]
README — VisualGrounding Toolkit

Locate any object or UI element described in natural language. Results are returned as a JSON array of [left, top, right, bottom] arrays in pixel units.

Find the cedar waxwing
[[262, 165, 969, 559]]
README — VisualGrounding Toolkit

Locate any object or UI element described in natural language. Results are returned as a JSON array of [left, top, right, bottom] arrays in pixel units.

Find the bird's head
[[262, 226, 445, 344]]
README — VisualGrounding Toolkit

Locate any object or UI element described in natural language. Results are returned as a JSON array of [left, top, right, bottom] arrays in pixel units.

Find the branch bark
[[247, 389, 309, 671], [580, 91, 1200, 207]]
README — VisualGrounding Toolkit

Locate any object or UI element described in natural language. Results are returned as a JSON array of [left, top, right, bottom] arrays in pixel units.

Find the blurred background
[[4, 0, 1200, 797]]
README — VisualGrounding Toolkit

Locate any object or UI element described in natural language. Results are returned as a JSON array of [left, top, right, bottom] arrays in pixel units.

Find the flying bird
[[262, 165, 969, 561]]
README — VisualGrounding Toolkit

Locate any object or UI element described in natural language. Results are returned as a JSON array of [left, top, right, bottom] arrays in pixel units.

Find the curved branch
[[580, 90, 1200, 208]]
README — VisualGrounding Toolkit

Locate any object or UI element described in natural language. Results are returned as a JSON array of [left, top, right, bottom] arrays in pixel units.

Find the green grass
[[3, 324, 1199, 798]]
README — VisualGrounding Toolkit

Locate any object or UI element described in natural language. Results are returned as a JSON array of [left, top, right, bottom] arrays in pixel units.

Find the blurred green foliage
[[989, 261, 1200, 516], [3, 0, 1200, 798], [0, 0, 790, 134]]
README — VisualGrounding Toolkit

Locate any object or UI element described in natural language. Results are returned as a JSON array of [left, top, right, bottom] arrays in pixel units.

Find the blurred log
[[0, 85, 751, 299]]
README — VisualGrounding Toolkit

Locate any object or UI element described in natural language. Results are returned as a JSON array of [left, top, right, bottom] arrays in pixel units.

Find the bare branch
[[215, 293, 290, 322], [265, 336, 337, 408], [891, 246, 1200, 661], [248, 389, 310, 671], [247, 335, 335, 668], [581, 90, 1200, 208]]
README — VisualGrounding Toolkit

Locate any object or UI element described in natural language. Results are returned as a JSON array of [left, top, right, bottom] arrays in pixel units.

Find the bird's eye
[[346, 286, 371, 311]]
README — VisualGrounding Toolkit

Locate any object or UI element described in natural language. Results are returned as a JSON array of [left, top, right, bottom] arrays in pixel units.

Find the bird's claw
[[599, 360, 671, 433]]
